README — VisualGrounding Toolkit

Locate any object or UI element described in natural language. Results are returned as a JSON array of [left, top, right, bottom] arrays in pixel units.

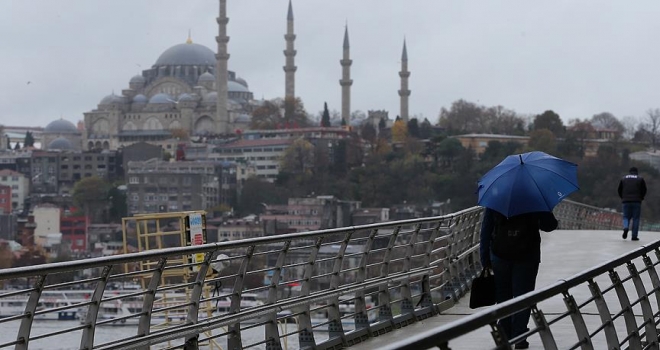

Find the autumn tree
[[250, 100, 282, 129], [280, 138, 315, 175], [438, 99, 484, 135], [170, 128, 190, 140], [391, 119, 408, 143]]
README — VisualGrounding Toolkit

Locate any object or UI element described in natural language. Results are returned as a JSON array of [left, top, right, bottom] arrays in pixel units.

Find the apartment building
[[0, 169, 29, 212]]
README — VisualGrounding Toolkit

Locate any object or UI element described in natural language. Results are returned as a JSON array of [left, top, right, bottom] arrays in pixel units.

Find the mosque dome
[[154, 42, 216, 67], [47, 137, 74, 150], [129, 75, 146, 84], [45, 119, 78, 134], [178, 93, 194, 102], [234, 114, 251, 123], [99, 93, 125, 105], [149, 93, 174, 104], [235, 77, 248, 88], [133, 94, 148, 104], [203, 92, 218, 103], [198, 72, 215, 83], [228, 80, 249, 93]]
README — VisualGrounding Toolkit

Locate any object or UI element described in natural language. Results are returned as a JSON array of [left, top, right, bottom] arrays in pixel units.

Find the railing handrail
[[0, 207, 476, 280]]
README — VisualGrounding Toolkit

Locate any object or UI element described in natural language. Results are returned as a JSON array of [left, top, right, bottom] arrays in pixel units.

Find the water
[[0, 320, 310, 350]]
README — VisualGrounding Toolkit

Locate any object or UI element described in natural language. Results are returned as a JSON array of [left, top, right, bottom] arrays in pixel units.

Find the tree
[[436, 138, 464, 168], [360, 123, 377, 144], [13, 142, 20, 150], [23, 131, 35, 148], [407, 118, 420, 138], [170, 128, 190, 140], [250, 100, 282, 129], [280, 138, 315, 175], [391, 119, 408, 143], [590, 112, 624, 136], [237, 178, 287, 216], [72, 176, 111, 223], [645, 108, 660, 150], [378, 117, 387, 130], [485, 106, 526, 135], [107, 185, 128, 222], [283, 97, 310, 128], [321, 102, 331, 127], [438, 99, 485, 135], [533, 110, 565, 137], [6, 138, 10, 150], [528, 129, 557, 154]]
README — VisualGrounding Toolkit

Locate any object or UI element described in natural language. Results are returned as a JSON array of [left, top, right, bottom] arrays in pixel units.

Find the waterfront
[[0, 320, 313, 350]]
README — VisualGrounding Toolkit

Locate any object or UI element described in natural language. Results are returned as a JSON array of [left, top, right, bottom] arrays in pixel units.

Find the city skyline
[[2, 0, 660, 127]]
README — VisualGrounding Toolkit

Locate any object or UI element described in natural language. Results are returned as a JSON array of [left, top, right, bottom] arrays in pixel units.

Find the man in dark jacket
[[617, 167, 647, 241]]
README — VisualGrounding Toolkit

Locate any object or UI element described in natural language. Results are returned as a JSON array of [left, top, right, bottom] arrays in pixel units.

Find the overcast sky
[[2, 0, 660, 128]]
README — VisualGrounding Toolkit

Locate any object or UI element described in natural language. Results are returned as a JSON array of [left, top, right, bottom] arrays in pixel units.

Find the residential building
[[210, 138, 293, 181], [261, 196, 349, 232], [126, 159, 237, 215], [0, 213, 17, 240], [60, 215, 87, 252], [0, 169, 29, 212], [452, 134, 530, 157], [0, 185, 10, 214], [212, 217, 264, 242], [33, 204, 61, 247], [352, 208, 390, 226]]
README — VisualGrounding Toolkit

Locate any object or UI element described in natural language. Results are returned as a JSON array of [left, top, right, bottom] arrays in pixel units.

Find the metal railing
[[0, 207, 484, 350], [0, 199, 651, 350]]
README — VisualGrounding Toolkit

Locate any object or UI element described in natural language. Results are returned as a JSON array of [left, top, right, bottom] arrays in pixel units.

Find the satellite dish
[[211, 254, 230, 273]]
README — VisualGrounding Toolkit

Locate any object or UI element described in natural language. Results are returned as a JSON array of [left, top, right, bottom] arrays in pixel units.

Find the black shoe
[[622, 228, 629, 239], [632, 237, 639, 241], [514, 340, 529, 349]]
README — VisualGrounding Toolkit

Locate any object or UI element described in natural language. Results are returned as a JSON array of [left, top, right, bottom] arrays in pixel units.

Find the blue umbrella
[[477, 151, 579, 218]]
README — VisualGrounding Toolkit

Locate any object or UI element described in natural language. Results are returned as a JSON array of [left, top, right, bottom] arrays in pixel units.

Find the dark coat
[[618, 174, 647, 203]]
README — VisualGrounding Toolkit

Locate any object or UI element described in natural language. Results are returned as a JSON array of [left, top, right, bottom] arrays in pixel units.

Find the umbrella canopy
[[477, 151, 579, 217]]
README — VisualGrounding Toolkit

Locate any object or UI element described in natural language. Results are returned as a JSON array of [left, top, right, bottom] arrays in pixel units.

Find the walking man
[[618, 167, 647, 241]]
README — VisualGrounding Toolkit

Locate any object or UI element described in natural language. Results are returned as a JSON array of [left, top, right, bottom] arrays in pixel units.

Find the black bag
[[469, 268, 496, 309]]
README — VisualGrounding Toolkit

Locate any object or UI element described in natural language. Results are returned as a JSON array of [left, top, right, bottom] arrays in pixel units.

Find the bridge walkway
[[354, 229, 659, 350]]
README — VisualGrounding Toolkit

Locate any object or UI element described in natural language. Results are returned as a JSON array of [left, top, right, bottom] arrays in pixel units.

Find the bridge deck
[[352, 229, 657, 350]]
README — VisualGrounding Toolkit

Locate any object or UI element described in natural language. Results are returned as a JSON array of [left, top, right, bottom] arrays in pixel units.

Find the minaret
[[398, 39, 411, 122], [340, 25, 353, 125], [216, 0, 230, 134], [283, 0, 297, 102]]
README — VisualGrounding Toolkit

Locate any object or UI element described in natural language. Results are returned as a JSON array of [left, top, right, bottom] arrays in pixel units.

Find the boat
[[0, 290, 94, 321]]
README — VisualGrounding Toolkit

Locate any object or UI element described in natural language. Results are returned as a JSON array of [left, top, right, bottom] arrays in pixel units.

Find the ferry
[[0, 290, 94, 321]]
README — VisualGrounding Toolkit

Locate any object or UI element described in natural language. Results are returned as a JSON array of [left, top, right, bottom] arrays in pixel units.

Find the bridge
[[0, 200, 658, 350]]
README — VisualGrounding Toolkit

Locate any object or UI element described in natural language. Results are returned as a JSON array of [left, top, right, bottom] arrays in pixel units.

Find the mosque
[[38, 0, 411, 152]]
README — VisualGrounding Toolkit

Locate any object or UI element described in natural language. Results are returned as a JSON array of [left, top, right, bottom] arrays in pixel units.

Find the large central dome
[[154, 42, 216, 66]]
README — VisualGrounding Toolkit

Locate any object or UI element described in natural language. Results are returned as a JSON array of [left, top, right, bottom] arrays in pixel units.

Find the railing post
[[184, 251, 214, 350], [15, 275, 47, 350], [137, 257, 168, 347], [562, 291, 593, 350], [227, 245, 255, 350], [396, 223, 422, 326], [648, 252, 660, 310], [298, 237, 324, 350], [264, 241, 292, 350], [626, 262, 659, 348], [610, 269, 643, 349], [352, 229, 377, 336], [369, 225, 401, 335], [587, 279, 619, 349], [80, 265, 113, 350], [326, 231, 354, 346], [530, 306, 558, 350]]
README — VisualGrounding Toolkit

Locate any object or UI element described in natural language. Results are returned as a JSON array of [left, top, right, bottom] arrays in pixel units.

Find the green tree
[[72, 176, 110, 223], [321, 102, 331, 127], [13, 142, 20, 150], [108, 185, 128, 222], [436, 138, 464, 168], [528, 129, 557, 154], [378, 117, 387, 130], [533, 110, 565, 137], [407, 118, 420, 138]]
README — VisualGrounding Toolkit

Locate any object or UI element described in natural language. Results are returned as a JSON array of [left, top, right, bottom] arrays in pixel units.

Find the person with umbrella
[[477, 151, 579, 349]]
